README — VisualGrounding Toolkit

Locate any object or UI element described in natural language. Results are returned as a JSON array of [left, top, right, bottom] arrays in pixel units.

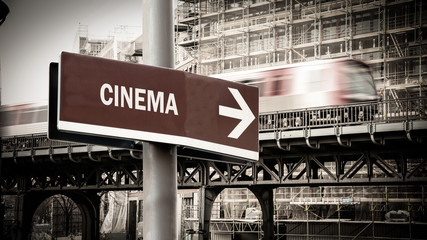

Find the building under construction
[[174, 0, 426, 101], [74, 24, 143, 64], [177, 0, 427, 239]]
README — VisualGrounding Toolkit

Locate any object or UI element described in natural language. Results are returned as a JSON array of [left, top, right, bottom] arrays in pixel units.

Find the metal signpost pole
[[142, 0, 177, 239]]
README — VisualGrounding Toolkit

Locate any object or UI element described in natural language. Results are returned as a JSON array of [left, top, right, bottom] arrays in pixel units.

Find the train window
[[345, 62, 376, 97]]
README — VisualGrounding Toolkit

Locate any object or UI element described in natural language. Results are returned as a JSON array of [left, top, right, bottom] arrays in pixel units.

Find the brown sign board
[[51, 52, 259, 161]]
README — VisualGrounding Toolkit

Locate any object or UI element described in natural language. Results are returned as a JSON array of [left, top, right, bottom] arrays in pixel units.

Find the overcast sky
[[0, 0, 142, 105]]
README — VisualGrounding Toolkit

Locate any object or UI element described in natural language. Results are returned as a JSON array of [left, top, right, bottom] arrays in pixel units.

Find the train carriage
[[211, 58, 378, 113]]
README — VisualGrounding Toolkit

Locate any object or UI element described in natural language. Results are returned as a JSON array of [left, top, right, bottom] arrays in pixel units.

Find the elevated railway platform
[[2, 97, 426, 190]]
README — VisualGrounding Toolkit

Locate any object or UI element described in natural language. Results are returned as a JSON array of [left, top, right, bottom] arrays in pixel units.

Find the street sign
[[51, 52, 259, 161]]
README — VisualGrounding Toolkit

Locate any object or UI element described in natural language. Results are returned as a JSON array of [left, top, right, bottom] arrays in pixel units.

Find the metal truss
[[1, 147, 144, 193], [1, 98, 426, 192], [210, 219, 262, 233], [178, 151, 427, 188], [1, 137, 426, 193]]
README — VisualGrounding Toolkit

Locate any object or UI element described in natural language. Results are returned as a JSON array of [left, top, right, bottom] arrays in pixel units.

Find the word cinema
[[100, 83, 179, 116]]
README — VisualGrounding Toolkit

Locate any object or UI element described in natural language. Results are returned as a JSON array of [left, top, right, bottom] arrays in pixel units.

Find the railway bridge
[[1, 97, 427, 239]]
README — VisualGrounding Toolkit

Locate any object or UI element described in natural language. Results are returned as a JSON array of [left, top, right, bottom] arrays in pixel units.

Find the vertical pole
[[408, 200, 412, 239], [142, 1, 177, 240], [371, 201, 375, 240], [337, 204, 341, 240], [128, 201, 137, 240], [142, 0, 175, 68], [0, 150, 3, 239], [418, 0, 422, 98], [143, 143, 177, 240], [423, 186, 425, 221], [306, 203, 309, 240], [198, 186, 206, 232]]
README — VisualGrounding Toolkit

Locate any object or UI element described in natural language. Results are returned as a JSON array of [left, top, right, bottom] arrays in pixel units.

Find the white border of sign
[[58, 121, 258, 160]]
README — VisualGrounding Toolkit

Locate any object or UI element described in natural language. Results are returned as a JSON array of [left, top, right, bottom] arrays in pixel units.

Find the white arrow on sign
[[219, 87, 256, 139]]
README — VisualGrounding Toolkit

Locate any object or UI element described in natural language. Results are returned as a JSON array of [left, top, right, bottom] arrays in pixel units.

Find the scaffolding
[[73, 24, 143, 63], [274, 185, 427, 239], [180, 186, 426, 239], [175, 0, 427, 102]]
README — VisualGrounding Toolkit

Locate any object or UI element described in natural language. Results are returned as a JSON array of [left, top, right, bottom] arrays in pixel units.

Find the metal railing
[[1, 134, 83, 153], [259, 97, 426, 132]]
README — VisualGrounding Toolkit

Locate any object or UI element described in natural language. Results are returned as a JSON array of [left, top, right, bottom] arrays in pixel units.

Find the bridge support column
[[198, 186, 224, 240], [249, 186, 275, 240], [0, 198, 3, 239], [73, 191, 100, 240], [14, 193, 36, 240]]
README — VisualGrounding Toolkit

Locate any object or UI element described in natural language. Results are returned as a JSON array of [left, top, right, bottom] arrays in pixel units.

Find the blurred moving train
[[212, 58, 378, 113], [1, 58, 378, 137], [1, 101, 48, 137]]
